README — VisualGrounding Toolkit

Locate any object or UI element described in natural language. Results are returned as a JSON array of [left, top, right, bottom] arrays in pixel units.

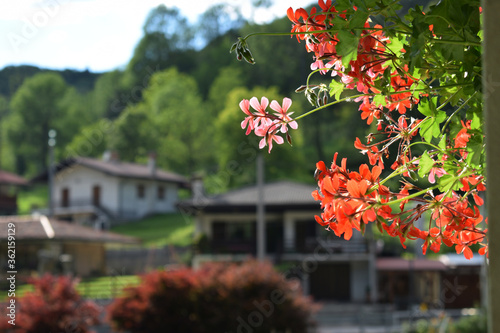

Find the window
[[157, 185, 165, 200], [61, 188, 70, 207], [137, 184, 145, 199], [227, 223, 255, 241], [92, 185, 100, 207]]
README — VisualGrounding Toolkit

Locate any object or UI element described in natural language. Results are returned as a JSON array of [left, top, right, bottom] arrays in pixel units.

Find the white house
[[35, 153, 189, 227]]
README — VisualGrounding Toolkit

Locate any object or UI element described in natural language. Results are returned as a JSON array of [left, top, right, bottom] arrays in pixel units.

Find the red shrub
[[107, 267, 201, 332], [108, 260, 318, 333], [1, 274, 100, 333]]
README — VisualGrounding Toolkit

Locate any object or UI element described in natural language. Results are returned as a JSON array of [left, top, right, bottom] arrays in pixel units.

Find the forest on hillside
[[0, 2, 400, 193]]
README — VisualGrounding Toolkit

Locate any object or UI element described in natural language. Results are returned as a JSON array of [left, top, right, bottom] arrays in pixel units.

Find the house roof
[[439, 254, 484, 267], [179, 181, 320, 212], [0, 170, 28, 186], [376, 257, 447, 271], [33, 157, 189, 187], [0, 215, 139, 244]]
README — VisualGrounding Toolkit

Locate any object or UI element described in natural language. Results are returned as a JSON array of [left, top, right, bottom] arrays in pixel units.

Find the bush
[[0, 274, 100, 333], [107, 260, 319, 332], [401, 313, 487, 333], [449, 314, 487, 333]]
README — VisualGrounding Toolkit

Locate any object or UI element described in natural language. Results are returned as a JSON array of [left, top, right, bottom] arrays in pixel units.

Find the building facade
[[34, 155, 189, 227], [179, 180, 378, 303]]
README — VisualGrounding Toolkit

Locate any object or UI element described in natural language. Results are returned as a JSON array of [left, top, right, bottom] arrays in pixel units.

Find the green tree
[[8, 72, 70, 175], [238, 16, 310, 95], [207, 66, 247, 117], [140, 68, 212, 174], [142, 5, 193, 49], [90, 69, 128, 119], [108, 104, 157, 162], [65, 119, 112, 159], [124, 6, 194, 91], [197, 4, 245, 44], [192, 32, 242, 98], [57, 87, 98, 144], [0, 95, 12, 171]]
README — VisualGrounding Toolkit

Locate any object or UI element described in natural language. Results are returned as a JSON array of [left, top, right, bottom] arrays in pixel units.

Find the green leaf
[[470, 111, 481, 130], [418, 99, 434, 117], [373, 94, 387, 107], [438, 134, 447, 150], [418, 151, 434, 178], [419, 117, 440, 142], [336, 30, 359, 67], [349, 12, 369, 36], [438, 174, 461, 194], [417, 98, 447, 141], [436, 110, 447, 124], [385, 35, 405, 57], [413, 80, 428, 99], [329, 79, 344, 100], [335, 0, 353, 11], [466, 135, 484, 167]]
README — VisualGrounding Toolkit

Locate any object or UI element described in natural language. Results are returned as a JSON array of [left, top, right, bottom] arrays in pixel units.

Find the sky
[[0, 0, 315, 73]]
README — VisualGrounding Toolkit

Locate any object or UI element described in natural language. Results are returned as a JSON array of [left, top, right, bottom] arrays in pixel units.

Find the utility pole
[[483, 1, 500, 332], [256, 153, 266, 260], [48, 129, 56, 217]]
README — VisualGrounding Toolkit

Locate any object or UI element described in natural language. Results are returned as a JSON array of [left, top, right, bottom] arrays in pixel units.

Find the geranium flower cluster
[[313, 151, 486, 260], [235, 0, 485, 259], [312, 153, 391, 241], [287, 0, 419, 116], [286, 0, 486, 259], [239, 96, 298, 153]]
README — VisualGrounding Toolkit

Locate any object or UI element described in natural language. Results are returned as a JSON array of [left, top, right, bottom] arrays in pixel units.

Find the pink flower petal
[[250, 96, 269, 115], [270, 100, 282, 113], [282, 97, 292, 112], [239, 99, 251, 116]]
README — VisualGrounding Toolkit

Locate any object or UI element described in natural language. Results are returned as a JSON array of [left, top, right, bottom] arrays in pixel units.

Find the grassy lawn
[[111, 213, 194, 248], [1, 275, 141, 301], [76, 275, 140, 298], [17, 185, 48, 214]]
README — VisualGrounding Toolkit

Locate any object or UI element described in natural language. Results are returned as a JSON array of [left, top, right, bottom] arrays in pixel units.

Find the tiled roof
[[34, 157, 189, 187], [439, 254, 484, 267], [180, 181, 319, 209], [0, 215, 138, 244], [0, 170, 28, 186]]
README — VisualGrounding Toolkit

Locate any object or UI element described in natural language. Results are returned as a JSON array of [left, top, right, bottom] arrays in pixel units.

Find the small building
[[33, 154, 189, 227], [0, 215, 138, 277], [179, 180, 378, 303], [0, 169, 27, 215]]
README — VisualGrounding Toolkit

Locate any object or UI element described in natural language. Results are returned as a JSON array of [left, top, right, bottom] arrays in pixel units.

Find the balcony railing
[[201, 236, 368, 255], [302, 237, 368, 254], [209, 240, 257, 255]]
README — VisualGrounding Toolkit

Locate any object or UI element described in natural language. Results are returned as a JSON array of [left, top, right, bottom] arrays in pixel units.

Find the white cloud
[[46, 28, 68, 44]]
